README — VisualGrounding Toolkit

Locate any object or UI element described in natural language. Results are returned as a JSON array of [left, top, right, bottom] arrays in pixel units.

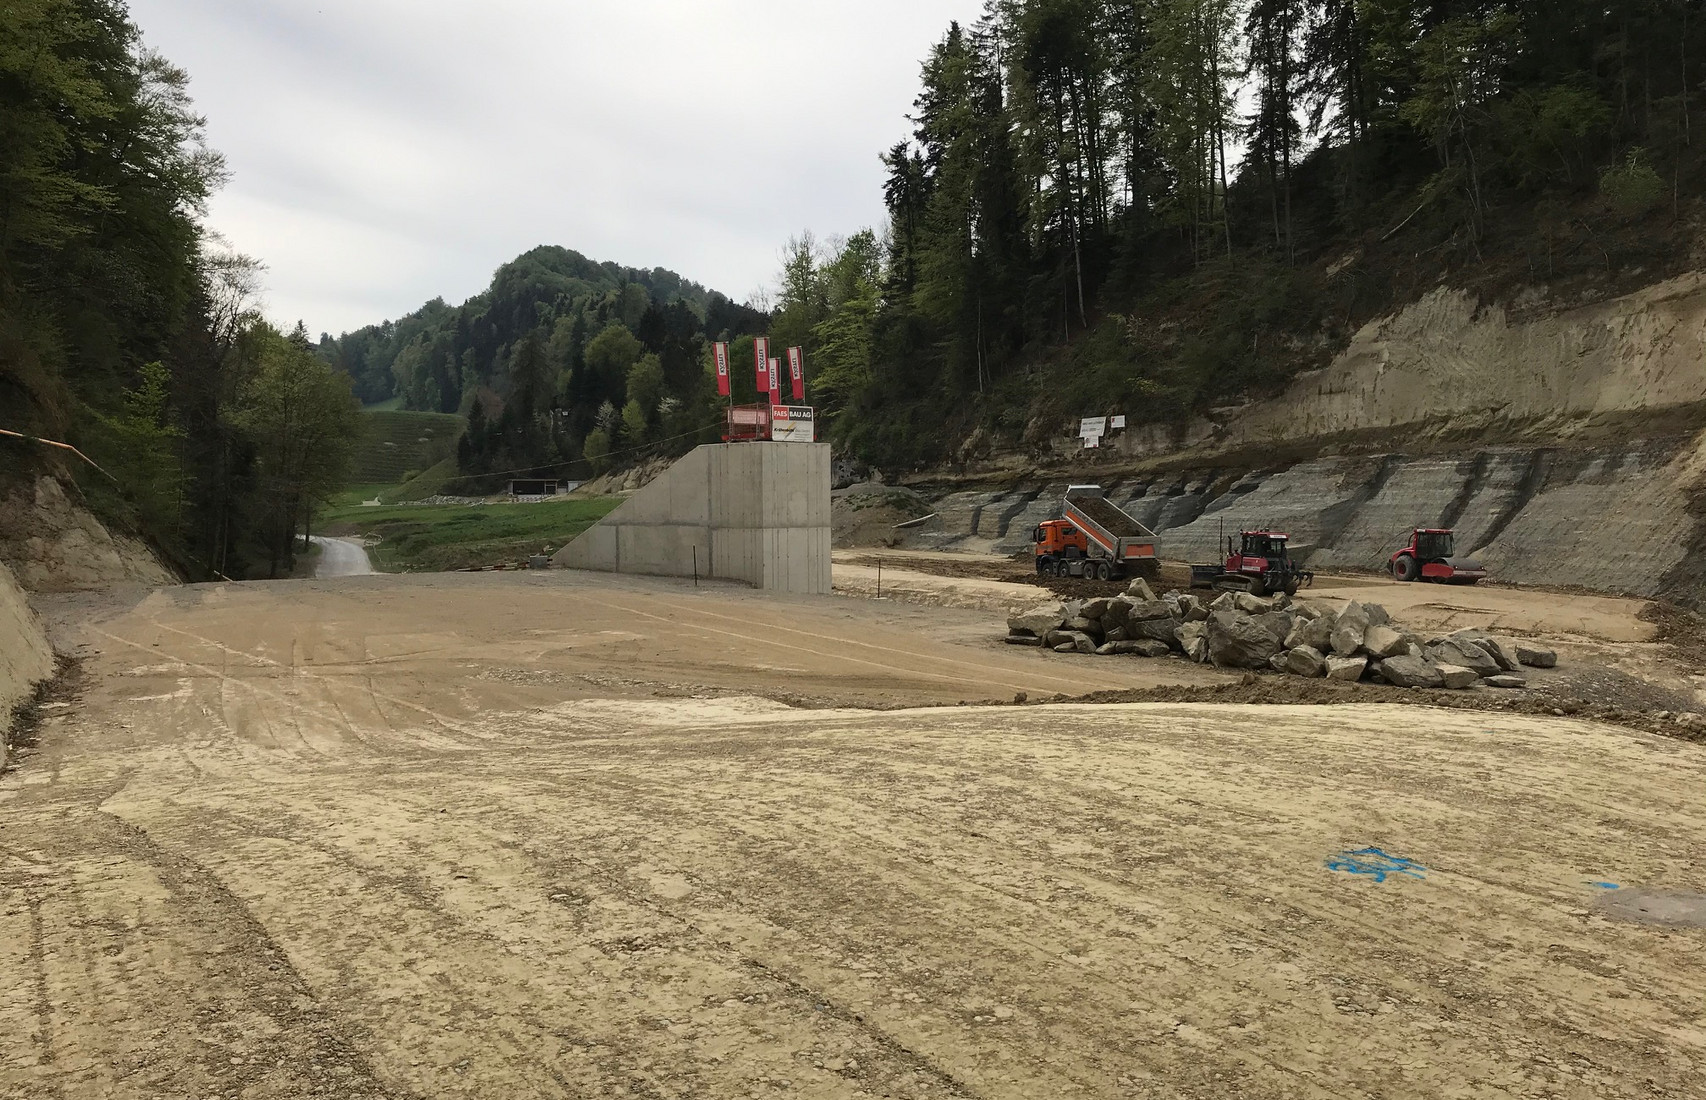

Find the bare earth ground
[[4, 569, 1706, 1099], [835, 552, 1706, 725], [833, 551, 1656, 643]]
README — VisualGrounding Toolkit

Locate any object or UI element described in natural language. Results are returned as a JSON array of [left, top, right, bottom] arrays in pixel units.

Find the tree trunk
[[1281, 1, 1295, 263]]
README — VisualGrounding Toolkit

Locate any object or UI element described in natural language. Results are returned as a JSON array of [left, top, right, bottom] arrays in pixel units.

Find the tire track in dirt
[[567, 591, 1136, 699], [410, 704, 1704, 1096]]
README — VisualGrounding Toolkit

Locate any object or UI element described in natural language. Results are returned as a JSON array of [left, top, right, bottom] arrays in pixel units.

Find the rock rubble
[[1005, 592, 1557, 691]]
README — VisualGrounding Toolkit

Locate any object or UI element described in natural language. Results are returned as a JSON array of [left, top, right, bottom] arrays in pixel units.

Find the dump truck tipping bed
[[1069, 493, 1149, 539], [1063, 486, 1159, 565]]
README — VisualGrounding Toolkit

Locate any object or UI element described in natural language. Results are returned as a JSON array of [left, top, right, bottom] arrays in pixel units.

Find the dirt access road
[[5, 570, 1706, 1099], [308, 536, 375, 579]]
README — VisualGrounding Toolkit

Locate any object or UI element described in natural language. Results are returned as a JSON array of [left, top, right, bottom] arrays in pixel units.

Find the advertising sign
[[714, 341, 730, 396], [769, 405, 816, 443], [768, 357, 781, 405], [787, 346, 805, 401], [754, 337, 771, 390]]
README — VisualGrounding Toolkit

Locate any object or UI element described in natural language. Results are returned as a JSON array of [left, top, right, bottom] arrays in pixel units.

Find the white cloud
[[126, 0, 985, 335]]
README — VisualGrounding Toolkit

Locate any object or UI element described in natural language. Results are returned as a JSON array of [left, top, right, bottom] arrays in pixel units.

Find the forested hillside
[[318, 248, 769, 488], [772, 0, 1706, 470], [0, 0, 360, 580]]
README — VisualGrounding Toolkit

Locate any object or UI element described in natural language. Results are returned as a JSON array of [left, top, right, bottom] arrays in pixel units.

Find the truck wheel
[[1285, 581, 1300, 597], [1394, 555, 1419, 582], [1096, 561, 1112, 582], [1249, 576, 1268, 598]]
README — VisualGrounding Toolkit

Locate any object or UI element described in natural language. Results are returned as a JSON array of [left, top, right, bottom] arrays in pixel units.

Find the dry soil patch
[[5, 571, 1703, 1099]]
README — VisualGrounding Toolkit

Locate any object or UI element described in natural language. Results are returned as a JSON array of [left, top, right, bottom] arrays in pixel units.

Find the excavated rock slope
[[906, 272, 1706, 604], [1, 560, 54, 768], [0, 475, 177, 593]]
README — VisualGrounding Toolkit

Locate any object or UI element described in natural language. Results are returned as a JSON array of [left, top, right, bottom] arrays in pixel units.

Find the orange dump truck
[[1032, 485, 1161, 582]]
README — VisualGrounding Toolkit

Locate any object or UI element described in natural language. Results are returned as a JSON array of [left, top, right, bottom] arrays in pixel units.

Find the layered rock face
[[899, 271, 1706, 603], [907, 439, 1696, 598]]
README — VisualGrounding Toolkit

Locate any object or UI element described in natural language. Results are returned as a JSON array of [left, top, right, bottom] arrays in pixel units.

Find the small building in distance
[[508, 479, 560, 500]]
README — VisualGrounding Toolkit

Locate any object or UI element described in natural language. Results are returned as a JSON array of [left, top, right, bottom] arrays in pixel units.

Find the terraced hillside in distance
[[351, 410, 466, 487]]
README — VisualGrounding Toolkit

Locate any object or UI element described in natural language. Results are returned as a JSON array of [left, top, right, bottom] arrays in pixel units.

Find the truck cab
[[1033, 520, 1089, 575]]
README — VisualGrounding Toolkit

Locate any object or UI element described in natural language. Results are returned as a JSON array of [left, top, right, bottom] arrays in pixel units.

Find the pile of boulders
[[1005, 581, 1557, 690]]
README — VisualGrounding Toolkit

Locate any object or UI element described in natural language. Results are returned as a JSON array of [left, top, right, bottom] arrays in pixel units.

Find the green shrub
[[1600, 149, 1665, 217], [583, 428, 613, 475]]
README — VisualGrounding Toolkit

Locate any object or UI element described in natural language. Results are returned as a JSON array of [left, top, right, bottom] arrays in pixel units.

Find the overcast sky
[[127, 0, 984, 337]]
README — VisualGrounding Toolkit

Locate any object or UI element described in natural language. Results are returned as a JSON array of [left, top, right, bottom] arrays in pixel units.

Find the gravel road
[[309, 535, 375, 578]]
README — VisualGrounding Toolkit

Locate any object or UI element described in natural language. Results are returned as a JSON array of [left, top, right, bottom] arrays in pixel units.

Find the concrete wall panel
[[711, 528, 758, 587], [561, 524, 619, 572], [561, 442, 830, 594], [616, 525, 712, 579]]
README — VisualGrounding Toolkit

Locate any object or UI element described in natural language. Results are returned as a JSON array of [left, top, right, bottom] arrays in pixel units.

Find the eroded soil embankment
[[0, 560, 54, 767]]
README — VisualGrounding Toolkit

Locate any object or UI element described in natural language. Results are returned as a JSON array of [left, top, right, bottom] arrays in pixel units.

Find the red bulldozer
[[1189, 530, 1315, 597], [1389, 528, 1487, 585]]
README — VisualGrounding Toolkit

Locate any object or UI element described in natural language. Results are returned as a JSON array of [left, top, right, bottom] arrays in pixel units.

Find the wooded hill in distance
[[317, 247, 768, 487]]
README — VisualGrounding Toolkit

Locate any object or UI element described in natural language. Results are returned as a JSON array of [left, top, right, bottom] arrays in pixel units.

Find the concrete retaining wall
[[1, 560, 55, 769], [556, 443, 832, 594]]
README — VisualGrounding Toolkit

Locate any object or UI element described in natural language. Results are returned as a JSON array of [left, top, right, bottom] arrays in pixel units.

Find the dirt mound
[[572, 453, 674, 498], [832, 484, 933, 548], [1050, 667, 1705, 744], [1018, 560, 1191, 599]]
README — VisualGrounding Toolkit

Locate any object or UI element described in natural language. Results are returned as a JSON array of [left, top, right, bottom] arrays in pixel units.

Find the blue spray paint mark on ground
[[1588, 881, 1621, 890], [1326, 848, 1428, 883]]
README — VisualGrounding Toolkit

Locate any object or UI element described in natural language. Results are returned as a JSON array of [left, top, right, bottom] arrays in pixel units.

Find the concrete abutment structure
[[554, 442, 832, 594]]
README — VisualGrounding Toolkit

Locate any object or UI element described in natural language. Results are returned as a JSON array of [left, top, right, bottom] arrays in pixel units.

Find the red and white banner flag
[[787, 346, 804, 401], [714, 341, 730, 397], [753, 337, 770, 391], [768, 357, 781, 405]]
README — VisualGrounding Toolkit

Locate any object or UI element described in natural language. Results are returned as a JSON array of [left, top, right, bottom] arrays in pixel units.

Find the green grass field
[[352, 410, 466, 486], [317, 496, 621, 572]]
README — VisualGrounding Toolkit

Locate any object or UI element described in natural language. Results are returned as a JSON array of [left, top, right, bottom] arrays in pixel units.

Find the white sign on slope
[[1079, 417, 1108, 438]]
